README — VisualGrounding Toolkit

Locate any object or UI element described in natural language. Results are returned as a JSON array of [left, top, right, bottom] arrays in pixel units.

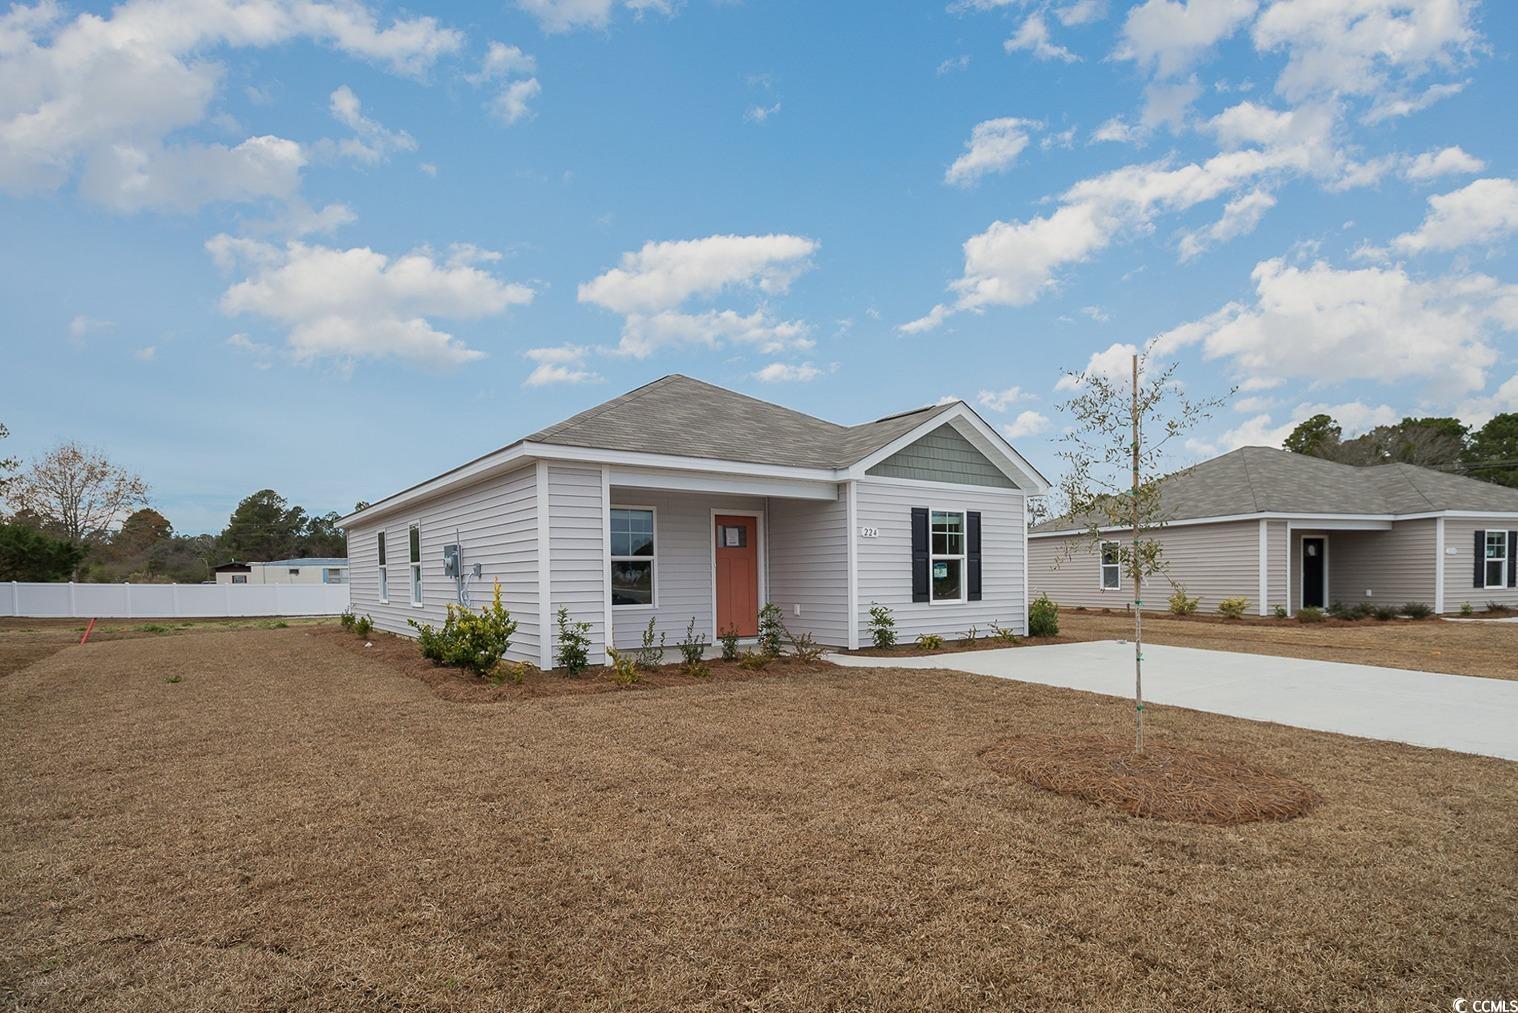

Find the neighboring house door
[[1301, 537, 1327, 609], [714, 514, 759, 637]]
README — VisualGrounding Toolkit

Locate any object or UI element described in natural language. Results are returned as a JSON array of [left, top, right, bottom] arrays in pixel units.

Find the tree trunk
[[1132, 354, 1144, 755]]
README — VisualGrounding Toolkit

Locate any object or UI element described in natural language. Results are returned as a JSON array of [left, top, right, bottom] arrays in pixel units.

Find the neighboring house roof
[[261, 558, 349, 567], [213, 562, 252, 572], [528, 374, 959, 470], [1033, 445, 1518, 533]]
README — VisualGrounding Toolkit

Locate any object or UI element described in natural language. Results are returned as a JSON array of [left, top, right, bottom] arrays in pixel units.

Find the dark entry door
[[1301, 537, 1326, 609]]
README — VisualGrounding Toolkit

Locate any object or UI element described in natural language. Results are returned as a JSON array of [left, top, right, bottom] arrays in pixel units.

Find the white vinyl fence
[[2, 581, 351, 619]]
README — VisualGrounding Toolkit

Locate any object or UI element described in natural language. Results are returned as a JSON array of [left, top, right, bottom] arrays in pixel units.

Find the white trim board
[[1031, 509, 1518, 539]]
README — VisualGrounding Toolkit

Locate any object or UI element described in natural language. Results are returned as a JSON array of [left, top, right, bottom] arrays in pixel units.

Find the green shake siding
[[866, 425, 1014, 488]]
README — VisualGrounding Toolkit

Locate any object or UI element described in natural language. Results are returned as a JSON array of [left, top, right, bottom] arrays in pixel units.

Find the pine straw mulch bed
[[310, 625, 829, 703], [980, 735, 1322, 826], [842, 634, 1070, 657]]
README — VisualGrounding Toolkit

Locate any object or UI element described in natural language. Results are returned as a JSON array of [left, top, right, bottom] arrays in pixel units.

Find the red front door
[[714, 515, 759, 637]]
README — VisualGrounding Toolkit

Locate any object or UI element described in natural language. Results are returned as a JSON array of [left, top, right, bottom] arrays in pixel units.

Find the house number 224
[[859, 526, 880, 539]]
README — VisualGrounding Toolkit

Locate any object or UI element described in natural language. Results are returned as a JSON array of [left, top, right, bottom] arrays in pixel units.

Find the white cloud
[[67, 315, 113, 345], [133, 345, 157, 361], [1090, 117, 1139, 144], [1233, 394, 1275, 413], [1391, 179, 1518, 254], [945, 118, 1037, 187], [517, 0, 674, 33], [0, 0, 461, 210], [1003, 409, 1051, 439], [1140, 75, 1202, 133], [1080, 305, 1110, 322], [227, 332, 276, 369], [1402, 146, 1484, 181], [580, 234, 817, 316], [613, 309, 812, 359], [1456, 371, 1518, 427], [1205, 400, 1399, 453], [1041, 127, 1077, 150], [469, 41, 537, 82], [744, 102, 782, 124], [1117, 0, 1258, 78], [753, 362, 822, 383], [1252, 0, 1477, 103], [321, 85, 417, 164], [1004, 14, 1078, 62], [1363, 79, 1467, 124], [936, 54, 971, 75], [492, 78, 542, 125], [977, 386, 1030, 412], [1056, 342, 1139, 391], [208, 236, 533, 367], [1177, 187, 1275, 261], [523, 345, 597, 386], [466, 41, 540, 125], [1056, 0, 1107, 27], [1154, 257, 1515, 398]]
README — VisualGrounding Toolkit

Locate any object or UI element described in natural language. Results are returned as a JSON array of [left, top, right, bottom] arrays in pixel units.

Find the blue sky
[[3, 0, 1516, 533]]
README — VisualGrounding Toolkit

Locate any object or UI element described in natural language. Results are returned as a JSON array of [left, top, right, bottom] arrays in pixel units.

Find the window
[[409, 523, 422, 605], [1100, 541, 1121, 590], [610, 507, 655, 607], [289, 568, 300, 576], [324, 568, 345, 584], [378, 532, 388, 603], [1486, 530, 1508, 589], [930, 510, 965, 603], [231, 574, 247, 584]]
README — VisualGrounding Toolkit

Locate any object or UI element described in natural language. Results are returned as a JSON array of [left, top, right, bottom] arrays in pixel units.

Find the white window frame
[[610, 505, 658, 610], [1485, 530, 1508, 589], [929, 507, 967, 605], [231, 574, 248, 585], [408, 521, 423, 607], [1099, 540, 1122, 591], [377, 531, 389, 603]]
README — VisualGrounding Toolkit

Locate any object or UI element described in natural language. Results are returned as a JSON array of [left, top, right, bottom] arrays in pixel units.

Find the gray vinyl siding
[[866, 424, 1014, 489], [547, 465, 609, 665], [1265, 520, 1288, 614], [1029, 520, 1261, 614], [767, 489, 849, 646], [605, 487, 766, 651], [854, 480, 1026, 640], [345, 464, 539, 663], [1445, 516, 1518, 612], [1325, 519, 1437, 609]]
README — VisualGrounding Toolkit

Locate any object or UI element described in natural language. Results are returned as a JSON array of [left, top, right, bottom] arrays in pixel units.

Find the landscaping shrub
[[1486, 600, 1506, 614], [1372, 605, 1398, 621], [1217, 597, 1250, 619], [737, 650, 770, 671], [867, 602, 897, 649], [718, 625, 741, 661], [964, 624, 980, 644], [1168, 586, 1200, 616], [990, 622, 1020, 644], [606, 648, 640, 688], [1296, 606, 1324, 623], [354, 614, 373, 638], [916, 633, 944, 650], [338, 609, 356, 632], [1459, 601, 1475, 616], [1400, 601, 1432, 619], [1272, 605, 1288, 619], [1028, 593, 1059, 637], [407, 582, 518, 676], [554, 606, 592, 677], [787, 630, 825, 663], [757, 602, 786, 658], [677, 617, 710, 677], [634, 618, 665, 670]]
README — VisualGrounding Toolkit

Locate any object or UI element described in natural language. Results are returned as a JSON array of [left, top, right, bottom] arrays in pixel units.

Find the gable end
[[866, 424, 1015, 488]]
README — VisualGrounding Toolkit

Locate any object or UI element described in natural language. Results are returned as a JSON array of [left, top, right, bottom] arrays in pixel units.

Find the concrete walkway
[[828, 641, 1518, 761]]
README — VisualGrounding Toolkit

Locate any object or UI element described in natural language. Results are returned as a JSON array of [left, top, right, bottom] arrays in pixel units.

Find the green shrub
[[136, 623, 171, 634], [737, 650, 770, 671], [338, 609, 356, 631], [757, 602, 786, 658], [1459, 601, 1474, 616], [354, 614, 373, 638], [408, 582, 518, 676], [1347, 602, 1374, 620], [1168, 586, 1200, 616], [635, 617, 666, 670], [606, 648, 640, 688], [867, 602, 897, 649], [990, 622, 1020, 644], [1028, 593, 1059, 637], [718, 624, 741, 661], [554, 606, 592, 677], [1400, 601, 1432, 619], [788, 630, 825, 663], [676, 616, 709, 672], [1272, 604, 1288, 619], [1372, 605, 1398, 621], [1217, 597, 1249, 619], [916, 633, 944, 650], [1296, 606, 1324, 623]]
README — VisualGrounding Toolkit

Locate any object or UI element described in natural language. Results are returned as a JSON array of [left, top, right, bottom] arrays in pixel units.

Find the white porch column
[[601, 465, 613, 659], [845, 480, 859, 651], [1434, 516, 1446, 614], [1258, 519, 1268, 616], [536, 460, 552, 671]]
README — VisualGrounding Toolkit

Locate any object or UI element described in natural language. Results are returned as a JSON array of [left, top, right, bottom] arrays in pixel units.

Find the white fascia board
[[524, 442, 837, 482], [1031, 508, 1518, 538], [607, 465, 838, 501], [842, 403, 1052, 494]]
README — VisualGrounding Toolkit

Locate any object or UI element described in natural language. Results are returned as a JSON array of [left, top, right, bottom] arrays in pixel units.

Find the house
[[213, 558, 349, 585], [338, 375, 1049, 666], [1028, 446, 1518, 616]]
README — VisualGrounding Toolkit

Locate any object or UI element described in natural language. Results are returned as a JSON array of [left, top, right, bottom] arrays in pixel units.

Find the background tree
[[5, 442, 148, 546], [1282, 413, 1340, 458], [1283, 414, 1470, 472], [0, 523, 86, 581], [1463, 413, 1518, 489], [110, 507, 173, 559], [1056, 353, 1230, 753], [298, 511, 347, 558], [219, 489, 308, 562]]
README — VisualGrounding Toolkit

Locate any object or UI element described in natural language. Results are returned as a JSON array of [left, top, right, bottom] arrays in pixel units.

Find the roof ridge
[[1236, 450, 1264, 513], [669, 374, 850, 431], [531, 374, 676, 441]]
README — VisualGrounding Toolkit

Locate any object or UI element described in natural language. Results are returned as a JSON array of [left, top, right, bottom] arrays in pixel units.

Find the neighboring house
[[338, 375, 1049, 667], [213, 558, 349, 585], [1029, 446, 1518, 616]]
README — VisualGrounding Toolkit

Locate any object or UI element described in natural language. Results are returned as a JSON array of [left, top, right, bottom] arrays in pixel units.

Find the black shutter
[[1474, 529, 1485, 588], [911, 507, 929, 603], [966, 511, 982, 601], [1509, 532, 1517, 588]]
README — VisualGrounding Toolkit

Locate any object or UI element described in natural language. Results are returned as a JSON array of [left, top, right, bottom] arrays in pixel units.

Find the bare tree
[[7, 442, 149, 546], [0, 421, 17, 496], [1055, 353, 1231, 753]]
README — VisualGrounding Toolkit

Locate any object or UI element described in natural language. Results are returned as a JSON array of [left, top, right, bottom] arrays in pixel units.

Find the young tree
[[6, 442, 148, 546], [1056, 353, 1231, 753]]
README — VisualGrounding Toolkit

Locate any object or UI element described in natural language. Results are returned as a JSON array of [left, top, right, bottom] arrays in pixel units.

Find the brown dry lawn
[[1058, 610, 1518, 681], [2, 627, 1515, 1011]]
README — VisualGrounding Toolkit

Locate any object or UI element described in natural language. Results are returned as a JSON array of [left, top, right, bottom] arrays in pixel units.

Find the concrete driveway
[[829, 641, 1518, 761]]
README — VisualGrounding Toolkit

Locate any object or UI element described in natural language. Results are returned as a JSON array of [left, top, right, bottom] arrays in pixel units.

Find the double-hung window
[[930, 510, 966, 603], [610, 507, 656, 607], [377, 532, 389, 602], [1100, 541, 1121, 590], [409, 523, 423, 605], [1486, 530, 1508, 588]]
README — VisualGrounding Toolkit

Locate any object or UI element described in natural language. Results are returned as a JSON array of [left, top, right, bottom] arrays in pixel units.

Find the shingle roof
[[1033, 445, 1518, 531], [261, 557, 349, 566], [528, 374, 959, 469]]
